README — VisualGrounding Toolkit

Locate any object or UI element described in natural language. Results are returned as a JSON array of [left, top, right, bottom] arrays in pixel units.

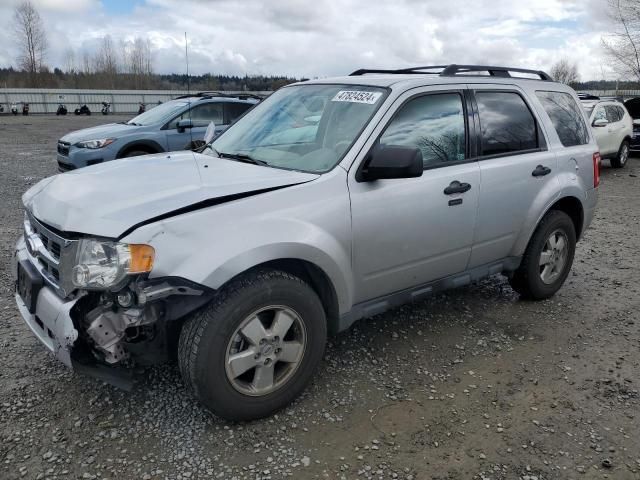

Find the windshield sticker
[[332, 90, 382, 104]]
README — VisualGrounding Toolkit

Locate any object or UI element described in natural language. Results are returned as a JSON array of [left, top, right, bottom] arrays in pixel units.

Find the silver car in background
[[14, 64, 599, 420]]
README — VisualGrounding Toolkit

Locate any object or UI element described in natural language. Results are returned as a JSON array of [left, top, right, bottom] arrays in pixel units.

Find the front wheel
[[178, 270, 327, 421], [611, 140, 630, 168], [509, 210, 576, 300]]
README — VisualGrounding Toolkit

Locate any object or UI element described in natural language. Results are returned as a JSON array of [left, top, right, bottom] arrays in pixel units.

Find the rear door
[[467, 86, 557, 268]]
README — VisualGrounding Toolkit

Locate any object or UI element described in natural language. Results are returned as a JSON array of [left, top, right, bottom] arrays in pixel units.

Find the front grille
[[24, 212, 74, 294], [57, 141, 70, 156]]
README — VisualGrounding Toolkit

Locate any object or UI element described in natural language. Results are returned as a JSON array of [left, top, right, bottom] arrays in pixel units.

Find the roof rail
[[349, 64, 553, 81], [173, 91, 265, 100]]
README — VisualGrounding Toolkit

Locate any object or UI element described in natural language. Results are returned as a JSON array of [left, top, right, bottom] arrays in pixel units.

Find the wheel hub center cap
[[261, 343, 274, 356]]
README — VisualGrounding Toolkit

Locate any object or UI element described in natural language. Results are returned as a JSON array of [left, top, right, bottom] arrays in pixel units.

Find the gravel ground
[[1, 114, 640, 480]]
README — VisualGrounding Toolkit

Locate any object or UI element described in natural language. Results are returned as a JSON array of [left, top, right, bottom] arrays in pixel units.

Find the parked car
[[14, 65, 598, 420], [56, 93, 260, 172], [581, 99, 633, 168], [624, 97, 640, 152]]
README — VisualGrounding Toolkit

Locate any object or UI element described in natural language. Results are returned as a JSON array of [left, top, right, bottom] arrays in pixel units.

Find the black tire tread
[[610, 140, 629, 169], [178, 269, 316, 407], [510, 210, 575, 300]]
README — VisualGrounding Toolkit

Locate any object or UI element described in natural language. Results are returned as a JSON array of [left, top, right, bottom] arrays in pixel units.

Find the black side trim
[[117, 183, 303, 240], [337, 257, 521, 332]]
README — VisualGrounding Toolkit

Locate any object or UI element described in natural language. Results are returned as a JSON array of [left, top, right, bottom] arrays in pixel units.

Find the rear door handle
[[443, 181, 471, 195], [532, 165, 551, 177]]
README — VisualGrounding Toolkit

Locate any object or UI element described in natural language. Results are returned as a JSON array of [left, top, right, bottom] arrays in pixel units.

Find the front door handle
[[532, 165, 551, 177], [443, 181, 471, 195]]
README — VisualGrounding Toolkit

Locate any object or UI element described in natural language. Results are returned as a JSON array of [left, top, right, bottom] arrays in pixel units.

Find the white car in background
[[582, 99, 633, 168]]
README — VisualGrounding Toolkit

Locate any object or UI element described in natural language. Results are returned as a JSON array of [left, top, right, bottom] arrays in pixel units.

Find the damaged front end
[[74, 278, 211, 366], [15, 211, 214, 387]]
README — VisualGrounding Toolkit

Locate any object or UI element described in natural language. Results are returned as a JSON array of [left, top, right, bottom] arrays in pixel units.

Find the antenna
[[185, 32, 193, 148]]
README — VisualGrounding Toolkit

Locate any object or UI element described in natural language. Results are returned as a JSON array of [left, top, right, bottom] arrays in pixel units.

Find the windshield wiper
[[126, 122, 141, 126], [219, 152, 269, 167]]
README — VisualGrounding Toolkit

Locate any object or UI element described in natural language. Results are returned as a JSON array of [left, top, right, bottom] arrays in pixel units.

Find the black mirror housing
[[359, 145, 423, 181], [177, 118, 194, 133]]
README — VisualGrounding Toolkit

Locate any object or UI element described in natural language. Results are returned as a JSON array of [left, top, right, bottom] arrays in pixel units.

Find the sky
[[0, 0, 619, 81]]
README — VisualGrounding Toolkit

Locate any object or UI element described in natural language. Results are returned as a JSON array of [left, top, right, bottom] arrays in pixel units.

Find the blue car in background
[[56, 92, 261, 172]]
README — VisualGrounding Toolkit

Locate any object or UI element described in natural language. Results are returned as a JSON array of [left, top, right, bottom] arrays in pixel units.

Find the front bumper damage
[[13, 233, 214, 388]]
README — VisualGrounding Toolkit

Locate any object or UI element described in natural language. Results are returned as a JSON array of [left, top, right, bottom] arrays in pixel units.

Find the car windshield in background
[[127, 101, 188, 126], [211, 84, 388, 173]]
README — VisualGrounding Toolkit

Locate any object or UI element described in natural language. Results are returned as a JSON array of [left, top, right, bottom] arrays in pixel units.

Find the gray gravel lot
[[1, 114, 640, 480]]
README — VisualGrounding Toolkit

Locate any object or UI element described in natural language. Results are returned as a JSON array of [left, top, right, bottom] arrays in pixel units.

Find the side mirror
[[203, 121, 216, 144], [593, 118, 608, 127], [177, 118, 194, 133], [359, 145, 423, 182]]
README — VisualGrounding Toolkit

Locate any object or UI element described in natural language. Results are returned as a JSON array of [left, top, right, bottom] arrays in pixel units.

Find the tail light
[[593, 152, 601, 188]]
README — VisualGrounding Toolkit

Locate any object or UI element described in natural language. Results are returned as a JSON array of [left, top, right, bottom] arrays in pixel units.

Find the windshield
[[211, 84, 387, 173], [127, 101, 188, 126]]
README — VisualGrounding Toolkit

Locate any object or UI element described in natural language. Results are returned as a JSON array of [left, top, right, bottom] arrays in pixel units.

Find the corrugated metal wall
[[0, 89, 270, 114]]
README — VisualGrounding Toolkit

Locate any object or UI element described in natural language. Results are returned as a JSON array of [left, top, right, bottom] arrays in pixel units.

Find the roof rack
[[349, 64, 553, 81], [174, 91, 265, 101]]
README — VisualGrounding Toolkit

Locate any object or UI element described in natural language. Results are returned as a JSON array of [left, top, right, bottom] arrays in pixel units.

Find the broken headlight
[[71, 239, 154, 289]]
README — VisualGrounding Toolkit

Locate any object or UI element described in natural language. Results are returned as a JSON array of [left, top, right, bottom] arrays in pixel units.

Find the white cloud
[[0, 0, 622, 80]]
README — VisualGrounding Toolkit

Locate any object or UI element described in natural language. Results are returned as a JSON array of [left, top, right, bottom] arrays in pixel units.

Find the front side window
[[593, 106, 607, 123], [168, 103, 224, 129], [476, 91, 538, 156], [379, 93, 466, 168], [536, 91, 589, 147], [126, 101, 188, 126], [211, 84, 387, 173], [605, 105, 622, 123]]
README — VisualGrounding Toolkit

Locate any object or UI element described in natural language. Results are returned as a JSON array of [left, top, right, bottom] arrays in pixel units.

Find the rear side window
[[379, 93, 466, 168], [536, 91, 589, 147], [475, 91, 538, 156], [225, 102, 253, 124]]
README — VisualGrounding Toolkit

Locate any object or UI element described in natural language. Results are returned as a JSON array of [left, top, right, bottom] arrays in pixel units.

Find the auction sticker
[[332, 90, 382, 104]]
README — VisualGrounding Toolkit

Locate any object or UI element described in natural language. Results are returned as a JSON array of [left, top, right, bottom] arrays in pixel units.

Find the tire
[[122, 150, 151, 158], [178, 269, 327, 421], [509, 210, 576, 300], [610, 140, 630, 168]]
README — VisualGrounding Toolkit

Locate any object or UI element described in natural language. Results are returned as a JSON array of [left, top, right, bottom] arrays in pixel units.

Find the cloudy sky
[[0, 0, 617, 81]]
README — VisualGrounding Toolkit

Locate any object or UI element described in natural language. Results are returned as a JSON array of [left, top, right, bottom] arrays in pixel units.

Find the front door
[[349, 88, 480, 304], [165, 103, 226, 151]]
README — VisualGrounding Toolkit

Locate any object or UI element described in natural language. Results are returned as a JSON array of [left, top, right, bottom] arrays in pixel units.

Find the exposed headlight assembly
[[71, 239, 155, 289], [75, 138, 116, 149]]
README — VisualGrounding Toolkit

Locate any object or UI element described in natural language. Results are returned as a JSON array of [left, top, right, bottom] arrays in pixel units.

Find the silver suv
[[13, 65, 599, 420]]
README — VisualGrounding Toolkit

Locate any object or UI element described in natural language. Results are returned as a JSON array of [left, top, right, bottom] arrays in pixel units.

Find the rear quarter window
[[536, 91, 589, 147]]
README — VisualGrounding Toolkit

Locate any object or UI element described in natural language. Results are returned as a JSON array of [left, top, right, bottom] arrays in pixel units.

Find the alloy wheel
[[225, 306, 306, 396]]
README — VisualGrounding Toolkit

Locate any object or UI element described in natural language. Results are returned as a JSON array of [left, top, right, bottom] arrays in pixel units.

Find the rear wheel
[[611, 140, 630, 168], [178, 270, 327, 421], [509, 210, 576, 300]]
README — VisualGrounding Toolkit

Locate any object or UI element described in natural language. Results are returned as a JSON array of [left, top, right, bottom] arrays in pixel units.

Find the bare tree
[[64, 48, 76, 74], [94, 36, 119, 87], [13, 1, 47, 85], [550, 58, 580, 86], [123, 37, 154, 88], [602, 0, 640, 81]]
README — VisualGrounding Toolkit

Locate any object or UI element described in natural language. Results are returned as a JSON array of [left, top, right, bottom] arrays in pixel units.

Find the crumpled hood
[[23, 151, 318, 238], [60, 123, 142, 143]]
